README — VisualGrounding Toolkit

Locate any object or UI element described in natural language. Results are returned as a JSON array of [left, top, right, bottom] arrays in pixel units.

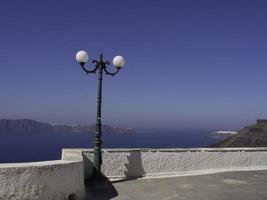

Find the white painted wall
[[0, 160, 85, 200], [62, 148, 267, 179], [2, 147, 267, 199]]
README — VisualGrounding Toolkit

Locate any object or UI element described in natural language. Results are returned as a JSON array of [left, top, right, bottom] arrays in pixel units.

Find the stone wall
[[62, 148, 267, 179], [0, 160, 85, 200]]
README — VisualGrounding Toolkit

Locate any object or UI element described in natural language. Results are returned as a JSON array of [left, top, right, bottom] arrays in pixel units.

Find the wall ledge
[[0, 158, 85, 199], [62, 148, 267, 180]]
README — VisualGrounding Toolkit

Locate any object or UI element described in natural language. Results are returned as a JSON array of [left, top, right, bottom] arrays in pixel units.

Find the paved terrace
[[86, 170, 267, 200]]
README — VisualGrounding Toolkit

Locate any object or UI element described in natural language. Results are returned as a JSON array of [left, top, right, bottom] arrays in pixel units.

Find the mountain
[[0, 119, 53, 133], [210, 119, 267, 147], [0, 119, 135, 134]]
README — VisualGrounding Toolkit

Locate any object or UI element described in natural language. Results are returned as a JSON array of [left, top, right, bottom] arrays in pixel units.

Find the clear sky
[[0, 0, 267, 130]]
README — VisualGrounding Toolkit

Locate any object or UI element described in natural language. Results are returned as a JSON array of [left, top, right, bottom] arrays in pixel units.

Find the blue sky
[[0, 0, 267, 130]]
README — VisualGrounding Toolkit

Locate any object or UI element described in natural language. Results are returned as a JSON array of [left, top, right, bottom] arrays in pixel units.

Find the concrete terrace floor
[[85, 170, 267, 200]]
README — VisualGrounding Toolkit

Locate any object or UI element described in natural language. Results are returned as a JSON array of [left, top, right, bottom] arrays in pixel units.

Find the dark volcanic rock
[[210, 119, 267, 147], [0, 119, 53, 133], [0, 119, 135, 134]]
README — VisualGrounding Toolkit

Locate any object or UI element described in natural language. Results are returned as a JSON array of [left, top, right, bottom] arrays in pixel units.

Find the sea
[[0, 129, 221, 163]]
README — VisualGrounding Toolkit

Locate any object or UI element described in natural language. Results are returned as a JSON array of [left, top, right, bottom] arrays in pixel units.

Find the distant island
[[0, 119, 135, 134], [210, 119, 267, 147]]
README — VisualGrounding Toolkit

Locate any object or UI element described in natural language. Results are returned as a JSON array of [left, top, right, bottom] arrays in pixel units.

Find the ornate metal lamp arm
[[79, 62, 98, 74], [103, 62, 121, 77]]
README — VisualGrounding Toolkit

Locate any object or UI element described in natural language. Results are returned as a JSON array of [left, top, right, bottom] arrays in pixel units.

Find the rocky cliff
[[0, 119, 53, 133], [210, 119, 267, 147], [0, 119, 135, 134]]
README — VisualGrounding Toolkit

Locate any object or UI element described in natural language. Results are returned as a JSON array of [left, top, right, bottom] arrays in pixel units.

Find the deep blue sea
[[0, 130, 221, 163]]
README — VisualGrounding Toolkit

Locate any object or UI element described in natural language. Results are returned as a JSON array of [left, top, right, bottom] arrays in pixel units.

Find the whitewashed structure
[[1, 147, 267, 199], [62, 148, 267, 179], [0, 160, 85, 200]]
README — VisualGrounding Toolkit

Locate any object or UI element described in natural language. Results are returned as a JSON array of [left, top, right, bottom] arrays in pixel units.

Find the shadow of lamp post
[[75, 51, 125, 174]]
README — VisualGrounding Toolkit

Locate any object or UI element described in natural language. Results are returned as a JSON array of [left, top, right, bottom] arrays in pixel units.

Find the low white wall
[[62, 148, 267, 179], [62, 148, 94, 180], [0, 160, 85, 200]]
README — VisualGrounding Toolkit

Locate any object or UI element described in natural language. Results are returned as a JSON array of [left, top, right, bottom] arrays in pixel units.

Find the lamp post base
[[85, 169, 118, 199], [85, 168, 111, 189]]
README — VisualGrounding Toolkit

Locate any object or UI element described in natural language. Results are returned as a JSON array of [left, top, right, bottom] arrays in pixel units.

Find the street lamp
[[75, 50, 125, 173]]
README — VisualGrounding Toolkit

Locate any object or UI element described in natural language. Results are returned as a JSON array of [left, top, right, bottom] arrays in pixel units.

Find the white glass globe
[[76, 51, 89, 63], [113, 55, 125, 67]]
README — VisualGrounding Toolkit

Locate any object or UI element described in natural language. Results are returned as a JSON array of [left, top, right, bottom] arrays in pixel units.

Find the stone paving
[[86, 170, 267, 200]]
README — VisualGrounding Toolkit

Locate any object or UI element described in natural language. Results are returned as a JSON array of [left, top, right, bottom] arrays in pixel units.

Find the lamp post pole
[[76, 51, 125, 173], [95, 55, 103, 171]]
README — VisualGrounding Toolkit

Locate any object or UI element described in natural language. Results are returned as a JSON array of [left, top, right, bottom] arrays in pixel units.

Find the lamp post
[[75, 51, 125, 173]]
